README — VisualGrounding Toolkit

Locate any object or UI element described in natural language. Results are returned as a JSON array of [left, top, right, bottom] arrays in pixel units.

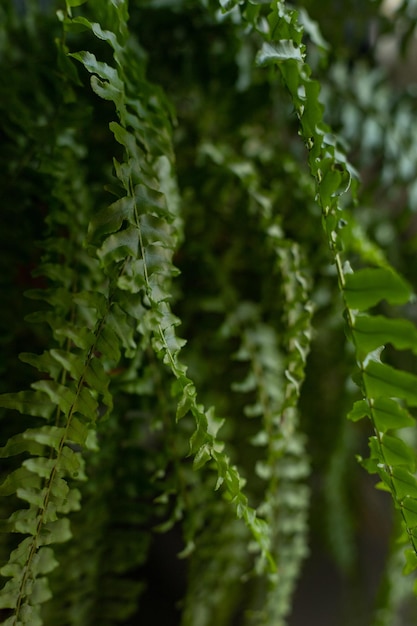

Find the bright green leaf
[[371, 397, 414, 432], [401, 497, 417, 527], [364, 361, 417, 407], [353, 314, 417, 355], [380, 433, 415, 469], [347, 399, 369, 422], [344, 268, 411, 310], [391, 467, 417, 500]]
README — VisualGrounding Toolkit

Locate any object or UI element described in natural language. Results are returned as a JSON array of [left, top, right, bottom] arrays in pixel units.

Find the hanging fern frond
[[64, 0, 274, 568], [246, 0, 417, 576]]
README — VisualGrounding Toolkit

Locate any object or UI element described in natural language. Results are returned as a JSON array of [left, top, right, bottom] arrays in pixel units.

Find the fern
[[2, 0, 417, 623], [65, 0, 273, 558], [247, 0, 417, 576]]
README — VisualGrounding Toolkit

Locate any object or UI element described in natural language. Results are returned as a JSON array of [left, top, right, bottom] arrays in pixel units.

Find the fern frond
[[246, 0, 417, 577], [65, 0, 274, 568]]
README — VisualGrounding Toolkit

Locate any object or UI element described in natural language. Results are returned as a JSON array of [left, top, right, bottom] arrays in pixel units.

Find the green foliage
[[2, 0, 417, 624]]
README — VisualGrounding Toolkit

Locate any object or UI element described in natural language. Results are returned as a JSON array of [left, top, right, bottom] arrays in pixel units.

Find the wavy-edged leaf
[[175, 381, 195, 420], [347, 399, 369, 423], [353, 314, 417, 355], [39, 518, 72, 546], [348, 398, 414, 432], [391, 467, 417, 500], [0, 433, 45, 458], [88, 196, 135, 242], [97, 224, 139, 266], [90, 74, 124, 110], [0, 390, 54, 419], [193, 443, 212, 470], [344, 268, 411, 310], [69, 51, 122, 90], [372, 397, 414, 432], [401, 497, 417, 527], [380, 434, 415, 469], [363, 361, 417, 407], [0, 468, 41, 497], [30, 380, 76, 415], [0, 427, 65, 458], [18, 351, 62, 380], [256, 41, 304, 66]]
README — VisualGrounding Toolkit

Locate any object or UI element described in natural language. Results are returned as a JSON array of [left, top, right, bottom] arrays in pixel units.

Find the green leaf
[[31, 380, 76, 415], [88, 196, 135, 242], [0, 468, 41, 496], [0, 390, 54, 419], [0, 510, 38, 536], [350, 397, 415, 432], [96, 324, 121, 363], [59, 446, 84, 479], [74, 386, 99, 420], [371, 397, 414, 432], [353, 314, 417, 355], [30, 576, 52, 605], [90, 75, 124, 110], [0, 431, 45, 458], [85, 358, 112, 408], [189, 409, 209, 456], [97, 225, 139, 266], [69, 51, 122, 89], [401, 497, 417, 527], [391, 467, 417, 500], [18, 351, 61, 380], [256, 41, 304, 66], [50, 349, 85, 381], [193, 444, 212, 470], [344, 268, 411, 310], [23, 457, 56, 480], [39, 518, 72, 545], [347, 399, 369, 422], [364, 361, 417, 407], [73, 291, 107, 316], [134, 184, 168, 219], [380, 434, 415, 469], [54, 324, 95, 350], [176, 382, 195, 420], [107, 305, 137, 356], [320, 167, 342, 207]]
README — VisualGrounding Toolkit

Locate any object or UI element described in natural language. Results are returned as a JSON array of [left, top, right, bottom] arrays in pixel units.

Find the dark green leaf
[[0, 391, 54, 419]]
